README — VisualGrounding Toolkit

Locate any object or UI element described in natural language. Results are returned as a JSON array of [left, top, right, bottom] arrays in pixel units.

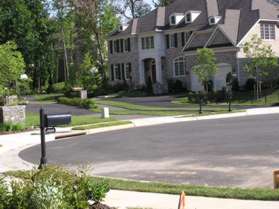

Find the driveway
[[26, 101, 146, 120], [19, 114, 279, 188], [27, 102, 97, 116]]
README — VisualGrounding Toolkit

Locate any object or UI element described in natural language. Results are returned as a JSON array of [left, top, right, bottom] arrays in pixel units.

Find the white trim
[[237, 19, 279, 47], [182, 32, 196, 51], [184, 46, 238, 56], [204, 27, 218, 47], [217, 25, 237, 46]]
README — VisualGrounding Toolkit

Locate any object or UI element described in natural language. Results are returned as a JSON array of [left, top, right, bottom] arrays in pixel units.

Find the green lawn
[[96, 99, 230, 116], [25, 113, 120, 128], [91, 177, 279, 201], [72, 120, 131, 130], [173, 89, 279, 107], [33, 93, 63, 102]]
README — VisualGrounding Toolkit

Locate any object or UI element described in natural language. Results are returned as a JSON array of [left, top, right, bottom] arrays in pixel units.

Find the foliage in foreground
[[6, 167, 279, 201], [3, 166, 110, 209], [0, 123, 26, 133]]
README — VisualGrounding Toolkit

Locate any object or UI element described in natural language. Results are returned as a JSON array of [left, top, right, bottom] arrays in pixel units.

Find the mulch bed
[[90, 203, 116, 209]]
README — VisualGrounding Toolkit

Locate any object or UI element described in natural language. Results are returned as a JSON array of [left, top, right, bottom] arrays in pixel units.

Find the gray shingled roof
[[110, 0, 279, 45]]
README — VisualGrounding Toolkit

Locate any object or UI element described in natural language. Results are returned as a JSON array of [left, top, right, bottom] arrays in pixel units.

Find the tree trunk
[[94, 31, 106, 81], [62, 27, 69, 81]]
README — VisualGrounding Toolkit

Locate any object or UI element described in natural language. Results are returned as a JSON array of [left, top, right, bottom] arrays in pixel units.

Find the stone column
[[155, 57, 163, 84], [139, 60, 145, 86]]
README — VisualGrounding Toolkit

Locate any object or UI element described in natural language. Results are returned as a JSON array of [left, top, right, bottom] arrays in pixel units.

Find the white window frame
[[260, 23, 276, 40], [173, 57, 186, 77], [141, 36, 155, 50]]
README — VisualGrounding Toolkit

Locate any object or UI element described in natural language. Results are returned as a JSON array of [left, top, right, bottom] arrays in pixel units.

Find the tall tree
[[114, 0, 152, 20], [243, 35, 278, 99], [73, 0, 119, 81], [153, 0, 171, 7], [192, 48, 218, 93], [0, 0, 56, 90], [0, 42, 25, 95], [51, 0, 74, 82]]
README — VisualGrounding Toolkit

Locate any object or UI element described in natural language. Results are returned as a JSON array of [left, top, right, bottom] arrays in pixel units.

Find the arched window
[[173, 57, 186, 77]]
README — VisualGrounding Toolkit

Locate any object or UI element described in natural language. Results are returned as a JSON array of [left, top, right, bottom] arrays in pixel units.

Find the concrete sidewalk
[[130, 106, 279, 127], [104, 190, 279, 209]]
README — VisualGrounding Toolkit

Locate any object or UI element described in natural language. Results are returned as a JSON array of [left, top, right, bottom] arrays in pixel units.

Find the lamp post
[[39, 108, 47, 169], [198, 91, 203, 114]]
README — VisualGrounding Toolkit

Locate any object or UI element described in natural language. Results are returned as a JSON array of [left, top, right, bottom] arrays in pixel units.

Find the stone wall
[[0, 105, 26, 124]]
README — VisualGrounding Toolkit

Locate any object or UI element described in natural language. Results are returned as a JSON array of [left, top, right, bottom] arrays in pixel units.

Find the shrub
[[3, 166, 110, 209], [30, 177, 67, 209], [52, 82, 65, 93], [0, 178, 9, 209], [17, 78, 32, 96], [57, 97, 97, 109], [232, 77, 239, 91], [0, 123, 25, 132], [245, 78, 256, 91], [168, 79, 185, 93]]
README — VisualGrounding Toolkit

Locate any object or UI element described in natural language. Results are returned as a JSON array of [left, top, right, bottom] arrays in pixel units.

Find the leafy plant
[[30, 177, 67, 209], [4, 166, 111, 209], [0, 42, 25, 96], [0, 178, 9, 209], [192, 48, 218, 93], [57, 97, 97, 109], [243, 35, 278, 99], [0, 123, 25, 132]]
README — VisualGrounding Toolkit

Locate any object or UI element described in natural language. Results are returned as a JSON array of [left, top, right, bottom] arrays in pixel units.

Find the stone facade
[[108, 37, 140, 88], [0, 105, 26, 124]]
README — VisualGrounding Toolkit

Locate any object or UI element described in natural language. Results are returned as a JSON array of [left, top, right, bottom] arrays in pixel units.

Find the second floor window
[[124, 38, 131, 52], [141, 36, 154, 49], [260, 23, 276, 40], [166, 33, 178, 48]]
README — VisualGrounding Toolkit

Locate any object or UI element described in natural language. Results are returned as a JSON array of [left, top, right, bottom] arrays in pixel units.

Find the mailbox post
[[39, 108, 47, 169], [38, 108, 72, 169]]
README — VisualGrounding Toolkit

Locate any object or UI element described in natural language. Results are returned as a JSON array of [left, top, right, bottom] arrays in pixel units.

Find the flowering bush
[[2, 166, 110, 209]]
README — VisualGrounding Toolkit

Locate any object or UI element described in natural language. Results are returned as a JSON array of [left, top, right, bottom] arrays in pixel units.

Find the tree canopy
[[192, 48, 218, 93], [0, 42, 25, 94]]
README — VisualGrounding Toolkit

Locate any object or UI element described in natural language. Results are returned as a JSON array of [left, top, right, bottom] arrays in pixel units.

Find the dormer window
[[185, 11, 201, 24], [170, 15, 176, 25], [119, 24, 128, 31], [169, 13, 184, 26], [186, 13, 191, 23], [209, 16, 221, 25]]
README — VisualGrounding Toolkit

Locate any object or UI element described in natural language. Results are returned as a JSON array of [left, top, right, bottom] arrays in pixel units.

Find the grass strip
[[96, 100, 229, 116], [25, 113, 118, 128], [91, 177, 279, 201], [33, 93, 63, 102], [72, 121, 131, 130]]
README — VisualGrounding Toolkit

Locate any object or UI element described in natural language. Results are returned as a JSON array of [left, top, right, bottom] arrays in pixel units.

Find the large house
[[108, 0, 279, 93]]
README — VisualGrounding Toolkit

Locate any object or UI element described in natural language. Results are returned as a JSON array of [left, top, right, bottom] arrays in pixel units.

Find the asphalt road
[[20, 114, 279, 188]]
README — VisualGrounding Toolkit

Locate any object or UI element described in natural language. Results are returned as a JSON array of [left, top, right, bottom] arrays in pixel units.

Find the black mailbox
[[44, 113, 72, 127]]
